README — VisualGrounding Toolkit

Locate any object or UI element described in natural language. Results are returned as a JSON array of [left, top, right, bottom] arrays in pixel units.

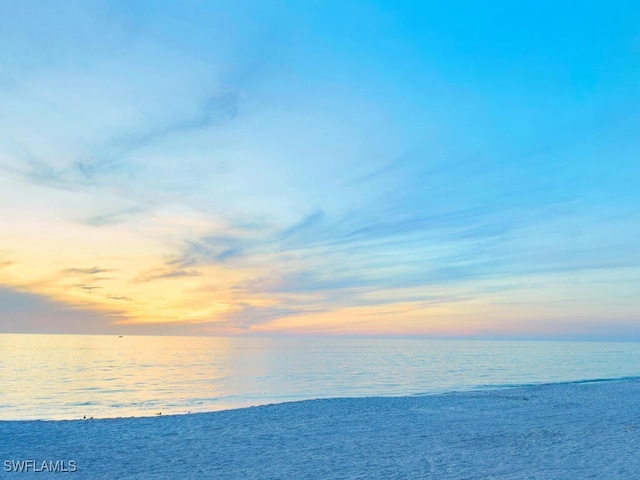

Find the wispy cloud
[[74, 90, 239, 181], [75, 285, 102, 292], [137, 268, 201, 283], [63, 267, 112, 276], [278, 209, 325, 240], [1, 88, 239, 195], [0, 145, 77, 191], [83, 204, 152, 227], [172, 234, 253, 268]]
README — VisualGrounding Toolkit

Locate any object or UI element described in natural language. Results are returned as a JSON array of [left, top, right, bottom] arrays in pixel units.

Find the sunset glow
[[1, 1, 639, 338]]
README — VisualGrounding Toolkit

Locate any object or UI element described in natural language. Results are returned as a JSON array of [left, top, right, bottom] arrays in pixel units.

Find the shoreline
[[2, 375, 640, 423], [2, 378, 640, 478]]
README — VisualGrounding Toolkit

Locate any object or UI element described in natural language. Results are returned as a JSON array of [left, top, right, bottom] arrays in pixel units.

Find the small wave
[[484, 375, 640, 389], [408, 375, 640, 398]]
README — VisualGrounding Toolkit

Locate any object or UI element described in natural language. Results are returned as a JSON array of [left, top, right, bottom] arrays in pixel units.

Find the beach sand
[[2, 378, 639, 479]]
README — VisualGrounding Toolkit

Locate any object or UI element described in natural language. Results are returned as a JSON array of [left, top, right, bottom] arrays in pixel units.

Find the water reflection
[[1, 334, 639, 420]]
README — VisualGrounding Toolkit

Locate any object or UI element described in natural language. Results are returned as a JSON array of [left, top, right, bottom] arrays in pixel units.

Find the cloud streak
[[74, 91, 240, 181]]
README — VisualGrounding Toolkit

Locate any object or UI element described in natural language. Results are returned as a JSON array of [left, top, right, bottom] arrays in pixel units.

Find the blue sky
[[1, 0, 639, 338]]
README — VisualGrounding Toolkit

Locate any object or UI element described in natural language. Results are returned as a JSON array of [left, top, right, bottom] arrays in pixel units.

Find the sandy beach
[[2, 378, 639, 479]]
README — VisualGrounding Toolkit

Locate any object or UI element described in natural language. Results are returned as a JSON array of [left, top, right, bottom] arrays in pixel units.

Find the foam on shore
[[2, 378, 640, 479]]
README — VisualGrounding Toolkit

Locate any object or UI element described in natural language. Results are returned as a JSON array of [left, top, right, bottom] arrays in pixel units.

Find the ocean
[[1, 334, 639, 420]]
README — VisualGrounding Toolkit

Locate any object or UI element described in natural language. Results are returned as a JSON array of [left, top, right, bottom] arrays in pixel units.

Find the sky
[[1, 0, 639, 339]]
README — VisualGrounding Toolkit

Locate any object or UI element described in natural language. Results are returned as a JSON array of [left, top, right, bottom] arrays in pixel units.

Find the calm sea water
[[1, 334, 639, 420]]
